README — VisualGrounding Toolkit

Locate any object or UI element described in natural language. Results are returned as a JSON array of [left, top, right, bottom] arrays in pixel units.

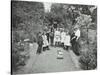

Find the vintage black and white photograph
[[11, 0, 97, 74]]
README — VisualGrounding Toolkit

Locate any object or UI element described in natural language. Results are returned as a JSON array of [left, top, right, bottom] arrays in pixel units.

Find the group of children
[[54, 28, 70, 50], [36, 26, 81, 54]]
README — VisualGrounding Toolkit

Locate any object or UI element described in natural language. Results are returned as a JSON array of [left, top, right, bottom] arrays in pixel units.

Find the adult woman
[[71, 27, 81, 55], [36, 32, 43, 54]]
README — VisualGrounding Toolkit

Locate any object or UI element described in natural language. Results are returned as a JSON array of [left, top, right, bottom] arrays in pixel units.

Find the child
[[42, 32, 50, 51], [64, 31, 71, 51], [54, 28, 61, 46], [61, 29, 66, 48]]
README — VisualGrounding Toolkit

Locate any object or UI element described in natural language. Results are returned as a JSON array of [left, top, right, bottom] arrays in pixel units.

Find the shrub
[[12, 31, 30, 72], [79, 48, 97, 70]]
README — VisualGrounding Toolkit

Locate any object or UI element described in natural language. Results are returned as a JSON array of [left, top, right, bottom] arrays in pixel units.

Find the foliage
[[12, 31, 30, 72], [79, 47, 97, 70], [75, 14, 92, 27], [91, 8, 97, 23], [11, 1, 45, 72], [76, 8, 97, 70], [11, 1, 44, 31]]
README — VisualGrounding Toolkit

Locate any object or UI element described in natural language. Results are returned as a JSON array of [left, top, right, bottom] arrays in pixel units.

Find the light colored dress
[[64, 35, 71, 46], [61, 31, 66, 43], [42, 35, 49, 47], [54, 30, 61, 44]]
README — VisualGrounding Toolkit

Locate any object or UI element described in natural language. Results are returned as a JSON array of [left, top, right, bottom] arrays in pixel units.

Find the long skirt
[[71, 40, 80, 55]]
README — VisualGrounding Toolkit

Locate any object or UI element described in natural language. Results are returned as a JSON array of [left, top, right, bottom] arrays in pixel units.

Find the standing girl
[[64, 31, 71, 51]]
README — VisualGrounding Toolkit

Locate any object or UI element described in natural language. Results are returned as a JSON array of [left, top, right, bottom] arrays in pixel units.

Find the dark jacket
[[37, 35, 43, 45]]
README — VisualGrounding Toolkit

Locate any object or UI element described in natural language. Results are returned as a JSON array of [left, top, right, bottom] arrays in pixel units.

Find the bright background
[[0, 0, 99, 75]]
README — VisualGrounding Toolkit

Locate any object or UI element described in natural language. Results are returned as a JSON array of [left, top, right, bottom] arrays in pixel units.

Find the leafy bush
[[12, 2, 43, 72], [12, 31, 30, 72], [79, 47, 97, 70]]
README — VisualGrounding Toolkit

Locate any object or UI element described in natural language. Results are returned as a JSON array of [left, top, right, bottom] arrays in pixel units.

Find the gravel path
[[15, 43, 80, 74]]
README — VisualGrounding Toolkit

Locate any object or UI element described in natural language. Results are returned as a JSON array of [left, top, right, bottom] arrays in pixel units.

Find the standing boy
[[37, 32, 43, 54]]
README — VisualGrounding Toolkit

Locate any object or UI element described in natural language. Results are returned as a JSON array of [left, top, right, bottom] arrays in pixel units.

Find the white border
[[0, 0, 99, 75]]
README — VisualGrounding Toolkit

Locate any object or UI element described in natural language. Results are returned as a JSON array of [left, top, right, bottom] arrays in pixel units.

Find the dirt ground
[[14, 43, 81, 74]]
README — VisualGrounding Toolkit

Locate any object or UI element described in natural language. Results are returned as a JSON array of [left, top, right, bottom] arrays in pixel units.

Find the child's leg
[[64, 45, 66, 50], [66, 46, 69, 51], [54, 41, 56, 46], [58, 42, 60, 47], [43, 47, 46, 51], [46, 46, 50, 50], [57, 42, 59, 47], [36, 46, 40, 54], [62, 43, 64, 48], [54, 38, 56, 46]]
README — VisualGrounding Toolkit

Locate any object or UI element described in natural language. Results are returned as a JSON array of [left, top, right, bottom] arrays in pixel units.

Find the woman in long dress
[[70, 27, 81, 55]]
